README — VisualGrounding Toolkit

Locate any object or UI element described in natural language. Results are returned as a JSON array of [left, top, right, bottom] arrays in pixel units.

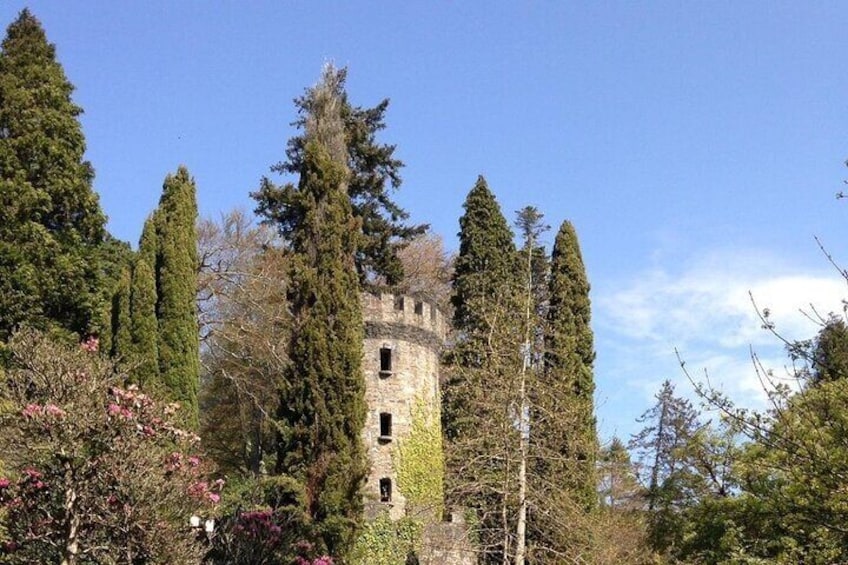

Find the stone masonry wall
[[361, 292, 444, 520]]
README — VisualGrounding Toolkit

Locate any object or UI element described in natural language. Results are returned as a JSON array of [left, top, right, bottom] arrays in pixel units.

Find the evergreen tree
[[130, 255, 159, 386], [811, 317, 848, 384], [443, 177, 522, 563], [110, 266, 132, 359], [95, 235, 133, 356], [0, 9, 107, 341], [449, 176, 520, 360], [629, 380, 701, 554], [252, 66, 426, 286], [272, 67, 366, 558], [541, 220, 597, 510], [154, 167, 199, 424]]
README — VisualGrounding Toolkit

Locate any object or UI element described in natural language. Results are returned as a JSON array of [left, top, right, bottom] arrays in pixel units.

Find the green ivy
[[394, 395, 445, 516], [350, 513, 422, 565]]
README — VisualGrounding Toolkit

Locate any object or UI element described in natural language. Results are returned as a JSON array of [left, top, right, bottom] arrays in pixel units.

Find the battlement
[[361, 291, 447, 344]]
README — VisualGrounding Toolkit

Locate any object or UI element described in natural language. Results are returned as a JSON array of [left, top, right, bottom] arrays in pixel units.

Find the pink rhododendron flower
[[188, 456, 201, 467], [0, 478, 10, 488], [208, 492, 220, 503], [22, 404, 41, 418], [81, 336, 99, 352], [22, 468, 42, 480], [43, 404, 65, 418]]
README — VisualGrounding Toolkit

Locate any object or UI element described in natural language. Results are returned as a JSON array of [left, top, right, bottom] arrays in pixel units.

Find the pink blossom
[[22, 404, 42, 418], [164, 452, 183, 472], [208, 492, 220, 503], [43, 404, 65, 418], [188, 456, 201, 467], [22, 468, 42, 480], [107, 403, 122, 416], [81, 336, 99, 352], [188, 481, 209, 498], [0, 478, 10, 488]]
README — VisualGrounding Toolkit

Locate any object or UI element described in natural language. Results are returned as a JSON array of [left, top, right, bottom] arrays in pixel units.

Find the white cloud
[[593, 247, 848, 440]]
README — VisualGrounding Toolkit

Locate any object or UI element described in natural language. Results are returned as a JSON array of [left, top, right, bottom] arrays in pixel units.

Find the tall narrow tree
[[0, 9, 107, 341], [270, 67, 367, 559], [530, 220, 597, 560], [110, 266, 132, 359], [443, 176, 522, 563], [154, 167, 199, 424], [513, 206, 549, 565]]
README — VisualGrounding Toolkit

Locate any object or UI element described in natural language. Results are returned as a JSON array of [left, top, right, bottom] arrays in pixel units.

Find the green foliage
[[350, 513, 422, 565], [811, 317, 848, 384], [0, 9, 108, 341], [253, 66, 426, 286], [129, 255, 159, 386], [629, 380, 704, 554], [448, 176, 520, 352], [271, 66, 367, 560], [110, 266, 132, 359], [442, 177, 524, 564], [205, 474, 313, 565], [154, 167, 200, 425], [394, 396, 445, 515]]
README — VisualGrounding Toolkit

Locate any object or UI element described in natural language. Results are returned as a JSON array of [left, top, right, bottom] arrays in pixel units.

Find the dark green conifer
[[444, 176, 519, 439], [253, 66, 425, 286], [811, 318, 848, 385], [272, 67, 366, 558], [110, 266, 132, 359], [130, 255, 159, 386], [542, 220, 597, 511], [0, 9, 107, 340], [450, 177, 520, 349], [154, 167, 199, 424], [443, 178, 522, 564]]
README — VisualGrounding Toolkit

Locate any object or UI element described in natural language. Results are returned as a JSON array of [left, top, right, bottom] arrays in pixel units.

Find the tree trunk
[[61, 463, 79, 565]]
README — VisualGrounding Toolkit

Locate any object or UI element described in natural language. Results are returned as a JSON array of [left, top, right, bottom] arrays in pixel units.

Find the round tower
[[361, 292, 445, 520]]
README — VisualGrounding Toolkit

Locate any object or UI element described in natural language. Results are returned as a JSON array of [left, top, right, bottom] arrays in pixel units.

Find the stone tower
[[361, 291, 445, 520]]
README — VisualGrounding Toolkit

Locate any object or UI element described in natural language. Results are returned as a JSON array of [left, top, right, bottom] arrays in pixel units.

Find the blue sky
[[5, 2, 848, 441]]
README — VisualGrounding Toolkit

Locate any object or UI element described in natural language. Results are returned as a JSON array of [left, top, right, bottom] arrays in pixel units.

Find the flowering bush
[[0, 330, 220, 564]]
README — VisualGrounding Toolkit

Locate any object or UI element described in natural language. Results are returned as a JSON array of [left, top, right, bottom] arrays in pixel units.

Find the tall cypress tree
[[110, 266, 132, 359], [443, 177, 522, 563], [449, 177, 520, 355], [271, 67, 366, 558], [0, 9, 107, 341], [130, 254, 159, 387], [154, 167, 199, 424], [541, 220, 597, 510]]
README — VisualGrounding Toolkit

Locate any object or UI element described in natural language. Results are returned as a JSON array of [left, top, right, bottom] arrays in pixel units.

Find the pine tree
[[272, 67, 366, 558], [0, 9, 107, 341], [154, 167, 199, 424], [629, 380, 701, 554], [252, 66, 426, 286]]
